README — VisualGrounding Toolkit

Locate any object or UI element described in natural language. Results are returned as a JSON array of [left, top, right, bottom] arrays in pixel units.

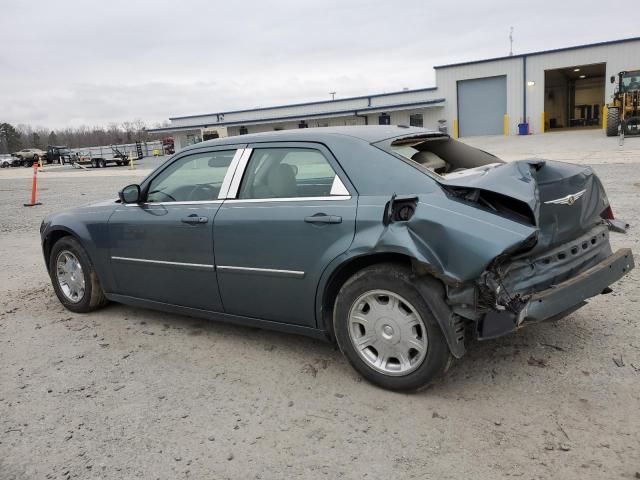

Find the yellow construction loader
[[606, 70, 640, 137]]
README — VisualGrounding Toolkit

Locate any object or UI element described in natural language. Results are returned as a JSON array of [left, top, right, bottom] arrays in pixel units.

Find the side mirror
[[119, 184, 141, 204], [610, 76, 616, 84]]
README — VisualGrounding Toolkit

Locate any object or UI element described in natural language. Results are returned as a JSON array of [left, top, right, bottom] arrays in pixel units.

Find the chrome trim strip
[[218, 148, 245, 199], [225, 148, 253, 199], [124, 200, 224, 207], [225, 195, 351, 204], [217, 265, 305, 278], [111, 256, 215, 269], [330, 175, 350, 196]]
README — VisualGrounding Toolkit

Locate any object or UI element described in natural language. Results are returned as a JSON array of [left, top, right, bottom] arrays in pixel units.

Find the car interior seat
[[265, 163, 297, 198]]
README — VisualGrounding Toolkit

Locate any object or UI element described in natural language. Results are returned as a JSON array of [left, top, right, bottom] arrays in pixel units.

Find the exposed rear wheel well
[[321, 253, 414, 340]]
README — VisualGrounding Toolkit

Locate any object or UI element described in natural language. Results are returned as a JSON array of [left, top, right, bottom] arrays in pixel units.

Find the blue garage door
[[457, 75, 507, 137]]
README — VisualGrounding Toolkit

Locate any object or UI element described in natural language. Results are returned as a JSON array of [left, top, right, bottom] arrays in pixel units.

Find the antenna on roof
[[509, 26, 514, 56], [329, 91, 336, 101]]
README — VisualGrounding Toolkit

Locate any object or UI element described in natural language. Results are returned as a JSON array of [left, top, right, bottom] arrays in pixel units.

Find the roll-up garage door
[[457, 75, 507, 137]]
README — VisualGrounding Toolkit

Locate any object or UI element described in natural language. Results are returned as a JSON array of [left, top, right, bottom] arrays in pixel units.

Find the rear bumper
[[518, 248, 634, 323], [479, 248, 634, 339]]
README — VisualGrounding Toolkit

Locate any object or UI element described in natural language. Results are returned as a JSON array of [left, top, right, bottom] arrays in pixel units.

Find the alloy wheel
[[56, 251, 86, 303]]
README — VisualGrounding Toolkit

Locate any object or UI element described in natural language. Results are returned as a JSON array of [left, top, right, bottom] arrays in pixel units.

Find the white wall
[[435, 39, 640, 135], [435, 57, 523, 135], [169, 89, 442, 129], [526, 40, 640, 133], [163, 39, 640, 139]]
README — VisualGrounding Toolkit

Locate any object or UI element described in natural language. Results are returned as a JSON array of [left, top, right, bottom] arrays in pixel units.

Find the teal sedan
[[41, 126, 634, 391]]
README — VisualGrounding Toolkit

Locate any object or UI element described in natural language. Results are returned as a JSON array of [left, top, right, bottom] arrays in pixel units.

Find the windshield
[[621, 71, 640, 92]]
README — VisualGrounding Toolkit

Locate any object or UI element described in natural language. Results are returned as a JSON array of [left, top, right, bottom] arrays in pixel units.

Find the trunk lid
[[440, 159, 608, 253]]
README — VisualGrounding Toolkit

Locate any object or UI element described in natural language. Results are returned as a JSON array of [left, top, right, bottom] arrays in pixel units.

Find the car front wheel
[[334, 263, 452, 391], [49, 236, 108, 313]]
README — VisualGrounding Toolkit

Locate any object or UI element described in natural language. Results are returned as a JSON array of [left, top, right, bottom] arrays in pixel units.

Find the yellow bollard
[[128, 153, 135, 170], [503, 114, 509, 136], [602, 105, 608, 130], [38, 157, 44, 172], [540, 112, 545, 134], [452, 119, 459, 138]]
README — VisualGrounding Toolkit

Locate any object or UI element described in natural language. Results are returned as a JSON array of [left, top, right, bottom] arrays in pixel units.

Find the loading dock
[[544, 63, 605, 130]]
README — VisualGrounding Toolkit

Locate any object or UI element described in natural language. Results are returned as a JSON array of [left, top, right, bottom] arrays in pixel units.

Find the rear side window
[[238, 147, 345, 199]]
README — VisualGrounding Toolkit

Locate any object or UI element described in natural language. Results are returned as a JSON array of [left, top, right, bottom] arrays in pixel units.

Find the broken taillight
[[600, 205, 615, 220]]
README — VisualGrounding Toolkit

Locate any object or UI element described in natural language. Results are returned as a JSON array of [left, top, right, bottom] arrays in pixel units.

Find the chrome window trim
[[111, 256, 215, 270], [217, 265, 305, 278], [217, 148, 246, 199], [124, 200, 223, 207], [330, 175, 349, 196], [225, 148, 253, 199], [224, 195, 351, 204]]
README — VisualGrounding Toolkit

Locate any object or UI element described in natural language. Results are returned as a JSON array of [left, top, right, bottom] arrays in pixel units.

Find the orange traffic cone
[[24, 161, 42, 207]]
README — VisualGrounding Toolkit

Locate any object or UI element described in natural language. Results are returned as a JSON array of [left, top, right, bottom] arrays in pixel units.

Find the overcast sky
[[1, 0, 636, 129]]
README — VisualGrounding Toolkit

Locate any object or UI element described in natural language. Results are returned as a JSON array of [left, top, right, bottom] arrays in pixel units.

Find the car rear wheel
[[49, 236, 108, 313], [333, 263, 452, 391], [98, 159, 106, 168], [91, 159, 98, 168]]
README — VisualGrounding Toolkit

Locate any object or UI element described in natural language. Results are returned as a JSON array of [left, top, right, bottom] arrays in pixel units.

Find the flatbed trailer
[[70, 141, 163, 168]]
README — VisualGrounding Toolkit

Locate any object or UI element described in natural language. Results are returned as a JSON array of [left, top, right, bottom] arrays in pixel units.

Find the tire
[[333, 263, 452, 392], [607, 108, 620, 137], [91, 159, 98, 168], [22, 159, 30, 167], [115, 160, 123, 166], [33, 155, 39, 162], [49, 236, 108, 313], [97, 159, 106, 168]]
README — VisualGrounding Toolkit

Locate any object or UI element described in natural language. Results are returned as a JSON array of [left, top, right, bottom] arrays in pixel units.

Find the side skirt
[[105, 293, 330, 341]]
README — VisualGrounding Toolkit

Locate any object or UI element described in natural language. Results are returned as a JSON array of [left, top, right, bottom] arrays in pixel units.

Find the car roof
[[181, 125, 438, 152]]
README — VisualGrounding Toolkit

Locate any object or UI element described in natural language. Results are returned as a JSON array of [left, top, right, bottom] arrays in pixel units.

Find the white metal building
[[150, 36, 640, 148]]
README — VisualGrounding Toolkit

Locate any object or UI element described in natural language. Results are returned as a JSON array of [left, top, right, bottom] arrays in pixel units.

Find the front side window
[[238, 147, 344, 199], [147, 150, 236, 203]]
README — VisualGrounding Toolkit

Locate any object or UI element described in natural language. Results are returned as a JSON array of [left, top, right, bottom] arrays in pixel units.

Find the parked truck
[[45, 146, 78, 165]]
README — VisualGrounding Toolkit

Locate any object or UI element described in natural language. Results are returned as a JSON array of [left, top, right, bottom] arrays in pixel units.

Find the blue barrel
[[518, 123, 529, 135]]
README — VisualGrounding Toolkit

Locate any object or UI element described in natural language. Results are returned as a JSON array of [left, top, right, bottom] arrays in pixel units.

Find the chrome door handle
[[181, 215, 209, 224], [304, 214, 342, 224]]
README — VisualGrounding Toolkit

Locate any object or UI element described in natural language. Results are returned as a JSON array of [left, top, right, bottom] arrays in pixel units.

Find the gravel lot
[[1, 130, 639, 479]]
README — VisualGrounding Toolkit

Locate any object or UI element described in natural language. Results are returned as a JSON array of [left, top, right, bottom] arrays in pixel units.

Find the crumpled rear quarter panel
[[351, 191, 537, 283]]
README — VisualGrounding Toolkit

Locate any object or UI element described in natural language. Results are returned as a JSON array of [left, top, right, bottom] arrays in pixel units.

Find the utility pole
[[509, 26, 514, 56], [329, 91, 336, 101]]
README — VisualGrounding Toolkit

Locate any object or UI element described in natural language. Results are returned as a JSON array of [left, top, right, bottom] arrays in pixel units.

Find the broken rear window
[[375, 134, 503, 179]]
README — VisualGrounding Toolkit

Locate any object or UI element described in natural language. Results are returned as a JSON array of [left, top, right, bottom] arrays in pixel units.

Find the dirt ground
[[1, 130, 639, 479]]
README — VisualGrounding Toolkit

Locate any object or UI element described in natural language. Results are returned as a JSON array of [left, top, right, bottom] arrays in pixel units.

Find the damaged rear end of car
[[372, 133, 634, 354]]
